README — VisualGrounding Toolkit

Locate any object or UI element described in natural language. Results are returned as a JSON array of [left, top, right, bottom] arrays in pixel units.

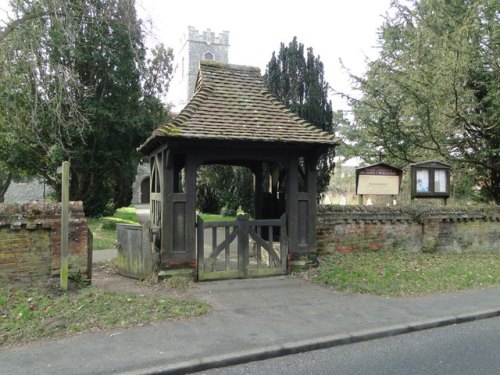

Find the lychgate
[[138, 61, 338, 280]]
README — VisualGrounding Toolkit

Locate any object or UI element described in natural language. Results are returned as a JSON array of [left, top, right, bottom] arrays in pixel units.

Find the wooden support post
[[185, 157, 198, 261], [358, 194, 364, 206], [286, 157, 299, 254], [59, 161, 70, 291], [163, 150, 173, 259]]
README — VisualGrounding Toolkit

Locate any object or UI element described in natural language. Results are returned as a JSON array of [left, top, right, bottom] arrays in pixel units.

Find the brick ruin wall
[[317, 205, 500, 255], [0, 202, 90, 282]]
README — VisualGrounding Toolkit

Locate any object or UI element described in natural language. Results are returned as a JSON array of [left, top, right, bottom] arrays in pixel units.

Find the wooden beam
[[185, 156, 198, 261], [306, 155, 318, 252], [286, 156, 299, 254]]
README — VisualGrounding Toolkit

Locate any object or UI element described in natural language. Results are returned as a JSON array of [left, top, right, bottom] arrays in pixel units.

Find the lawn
[[88, 207, 139, 250], [0, 285, 209, 346], [313, 251, 500, 297], [199, 213, 237, 222]]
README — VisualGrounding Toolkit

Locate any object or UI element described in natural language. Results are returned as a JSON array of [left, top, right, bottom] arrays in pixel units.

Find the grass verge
[[88, 207, 139, 250], [0, 285, 209, 347], [313, 251, 500, 297]]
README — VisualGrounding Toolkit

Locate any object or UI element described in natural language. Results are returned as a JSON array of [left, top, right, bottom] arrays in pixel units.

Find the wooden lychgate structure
[[139, 61, 338, 280]]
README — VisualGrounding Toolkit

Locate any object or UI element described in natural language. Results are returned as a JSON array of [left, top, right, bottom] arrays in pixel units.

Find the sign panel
[[410, 161, 451, 199], [416, 169, 429, 192], [358, 166, 399, 176], [357, 175, 400, 195], [434, 169, 447, 192]]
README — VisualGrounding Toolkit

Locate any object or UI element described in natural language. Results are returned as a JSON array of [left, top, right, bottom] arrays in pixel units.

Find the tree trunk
[[491, 169, 500, 205], [0, 172, 12, 203]]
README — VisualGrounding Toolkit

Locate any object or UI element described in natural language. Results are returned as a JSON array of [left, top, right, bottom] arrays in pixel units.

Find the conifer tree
[[265, 37, 335, 198]]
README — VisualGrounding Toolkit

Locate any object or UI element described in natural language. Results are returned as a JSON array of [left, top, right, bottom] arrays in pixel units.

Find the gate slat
[[248, 226, 280, 264], [197, 215, 287, 280], [225, 227, 230, 271], [268, 226, 273, 265], [256, 226, 262, 268], [206, 228, 238, 267], [211, 227, 217, 271]]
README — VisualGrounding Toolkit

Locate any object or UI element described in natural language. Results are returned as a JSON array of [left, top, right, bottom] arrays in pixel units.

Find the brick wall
[[317, 205, 500, 255], [0, 226, 51, 282], [0, 202, 90, 282]]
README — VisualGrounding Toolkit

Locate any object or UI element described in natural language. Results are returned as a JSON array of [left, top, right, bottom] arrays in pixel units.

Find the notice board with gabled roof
[[356, 163, 403, 196]]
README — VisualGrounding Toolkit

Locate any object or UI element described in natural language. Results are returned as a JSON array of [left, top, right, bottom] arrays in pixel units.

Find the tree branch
[[0, 11, 56, 44]]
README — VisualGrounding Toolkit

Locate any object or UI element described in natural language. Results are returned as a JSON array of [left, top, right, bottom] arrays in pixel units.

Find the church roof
[[139, 61, 339, 153]]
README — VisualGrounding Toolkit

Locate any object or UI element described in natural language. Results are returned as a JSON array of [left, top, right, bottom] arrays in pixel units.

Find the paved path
[[91, 248, 116, 263], [134, 204, 150, 225], [1, 277, 499, 375]]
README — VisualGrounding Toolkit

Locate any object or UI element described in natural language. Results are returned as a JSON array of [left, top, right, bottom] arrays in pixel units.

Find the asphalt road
[[194, 317, 500, 375]]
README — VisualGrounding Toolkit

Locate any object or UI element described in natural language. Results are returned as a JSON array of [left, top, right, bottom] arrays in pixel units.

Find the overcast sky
[[137, 0, 393, 110], [0, 0, 393, 110]]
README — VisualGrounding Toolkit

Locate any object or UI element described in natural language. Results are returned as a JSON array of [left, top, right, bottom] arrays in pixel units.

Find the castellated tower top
[[172, 26, 230, 108], [186, 26, 229, 45]]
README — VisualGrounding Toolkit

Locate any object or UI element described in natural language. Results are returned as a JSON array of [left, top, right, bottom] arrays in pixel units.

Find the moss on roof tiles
[[140, 61, 338, 151]]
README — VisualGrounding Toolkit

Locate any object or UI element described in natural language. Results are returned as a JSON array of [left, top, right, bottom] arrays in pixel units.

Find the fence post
[[237, 214, 250, 276], [59, 161, 70, 291], [196, 215, 204, 279]]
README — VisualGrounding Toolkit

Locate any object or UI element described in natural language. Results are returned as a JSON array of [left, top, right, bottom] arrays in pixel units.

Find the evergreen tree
[[265, 37, 335, 198], [342, 0, 499, 203], [0, 0, 173, 214], [197, 165, 254, 214]]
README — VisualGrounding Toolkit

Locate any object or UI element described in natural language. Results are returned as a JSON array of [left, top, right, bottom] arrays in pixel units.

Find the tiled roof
[[139, 61, 338, 152]]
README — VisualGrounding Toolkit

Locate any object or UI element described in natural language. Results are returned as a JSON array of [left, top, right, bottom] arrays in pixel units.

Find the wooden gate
[[197, 214, 287, 281]]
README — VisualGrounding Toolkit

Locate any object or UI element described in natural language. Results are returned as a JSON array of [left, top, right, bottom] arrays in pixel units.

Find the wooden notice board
[[356, 163, 403, 196]]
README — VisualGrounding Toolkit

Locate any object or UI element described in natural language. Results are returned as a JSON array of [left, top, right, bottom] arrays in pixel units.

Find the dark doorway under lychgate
[[140, 177, 150, 204]]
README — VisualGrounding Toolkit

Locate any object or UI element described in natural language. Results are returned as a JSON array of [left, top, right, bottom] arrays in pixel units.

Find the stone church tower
[[132, 27, 230, 204], [175, 26, 230, 106]]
